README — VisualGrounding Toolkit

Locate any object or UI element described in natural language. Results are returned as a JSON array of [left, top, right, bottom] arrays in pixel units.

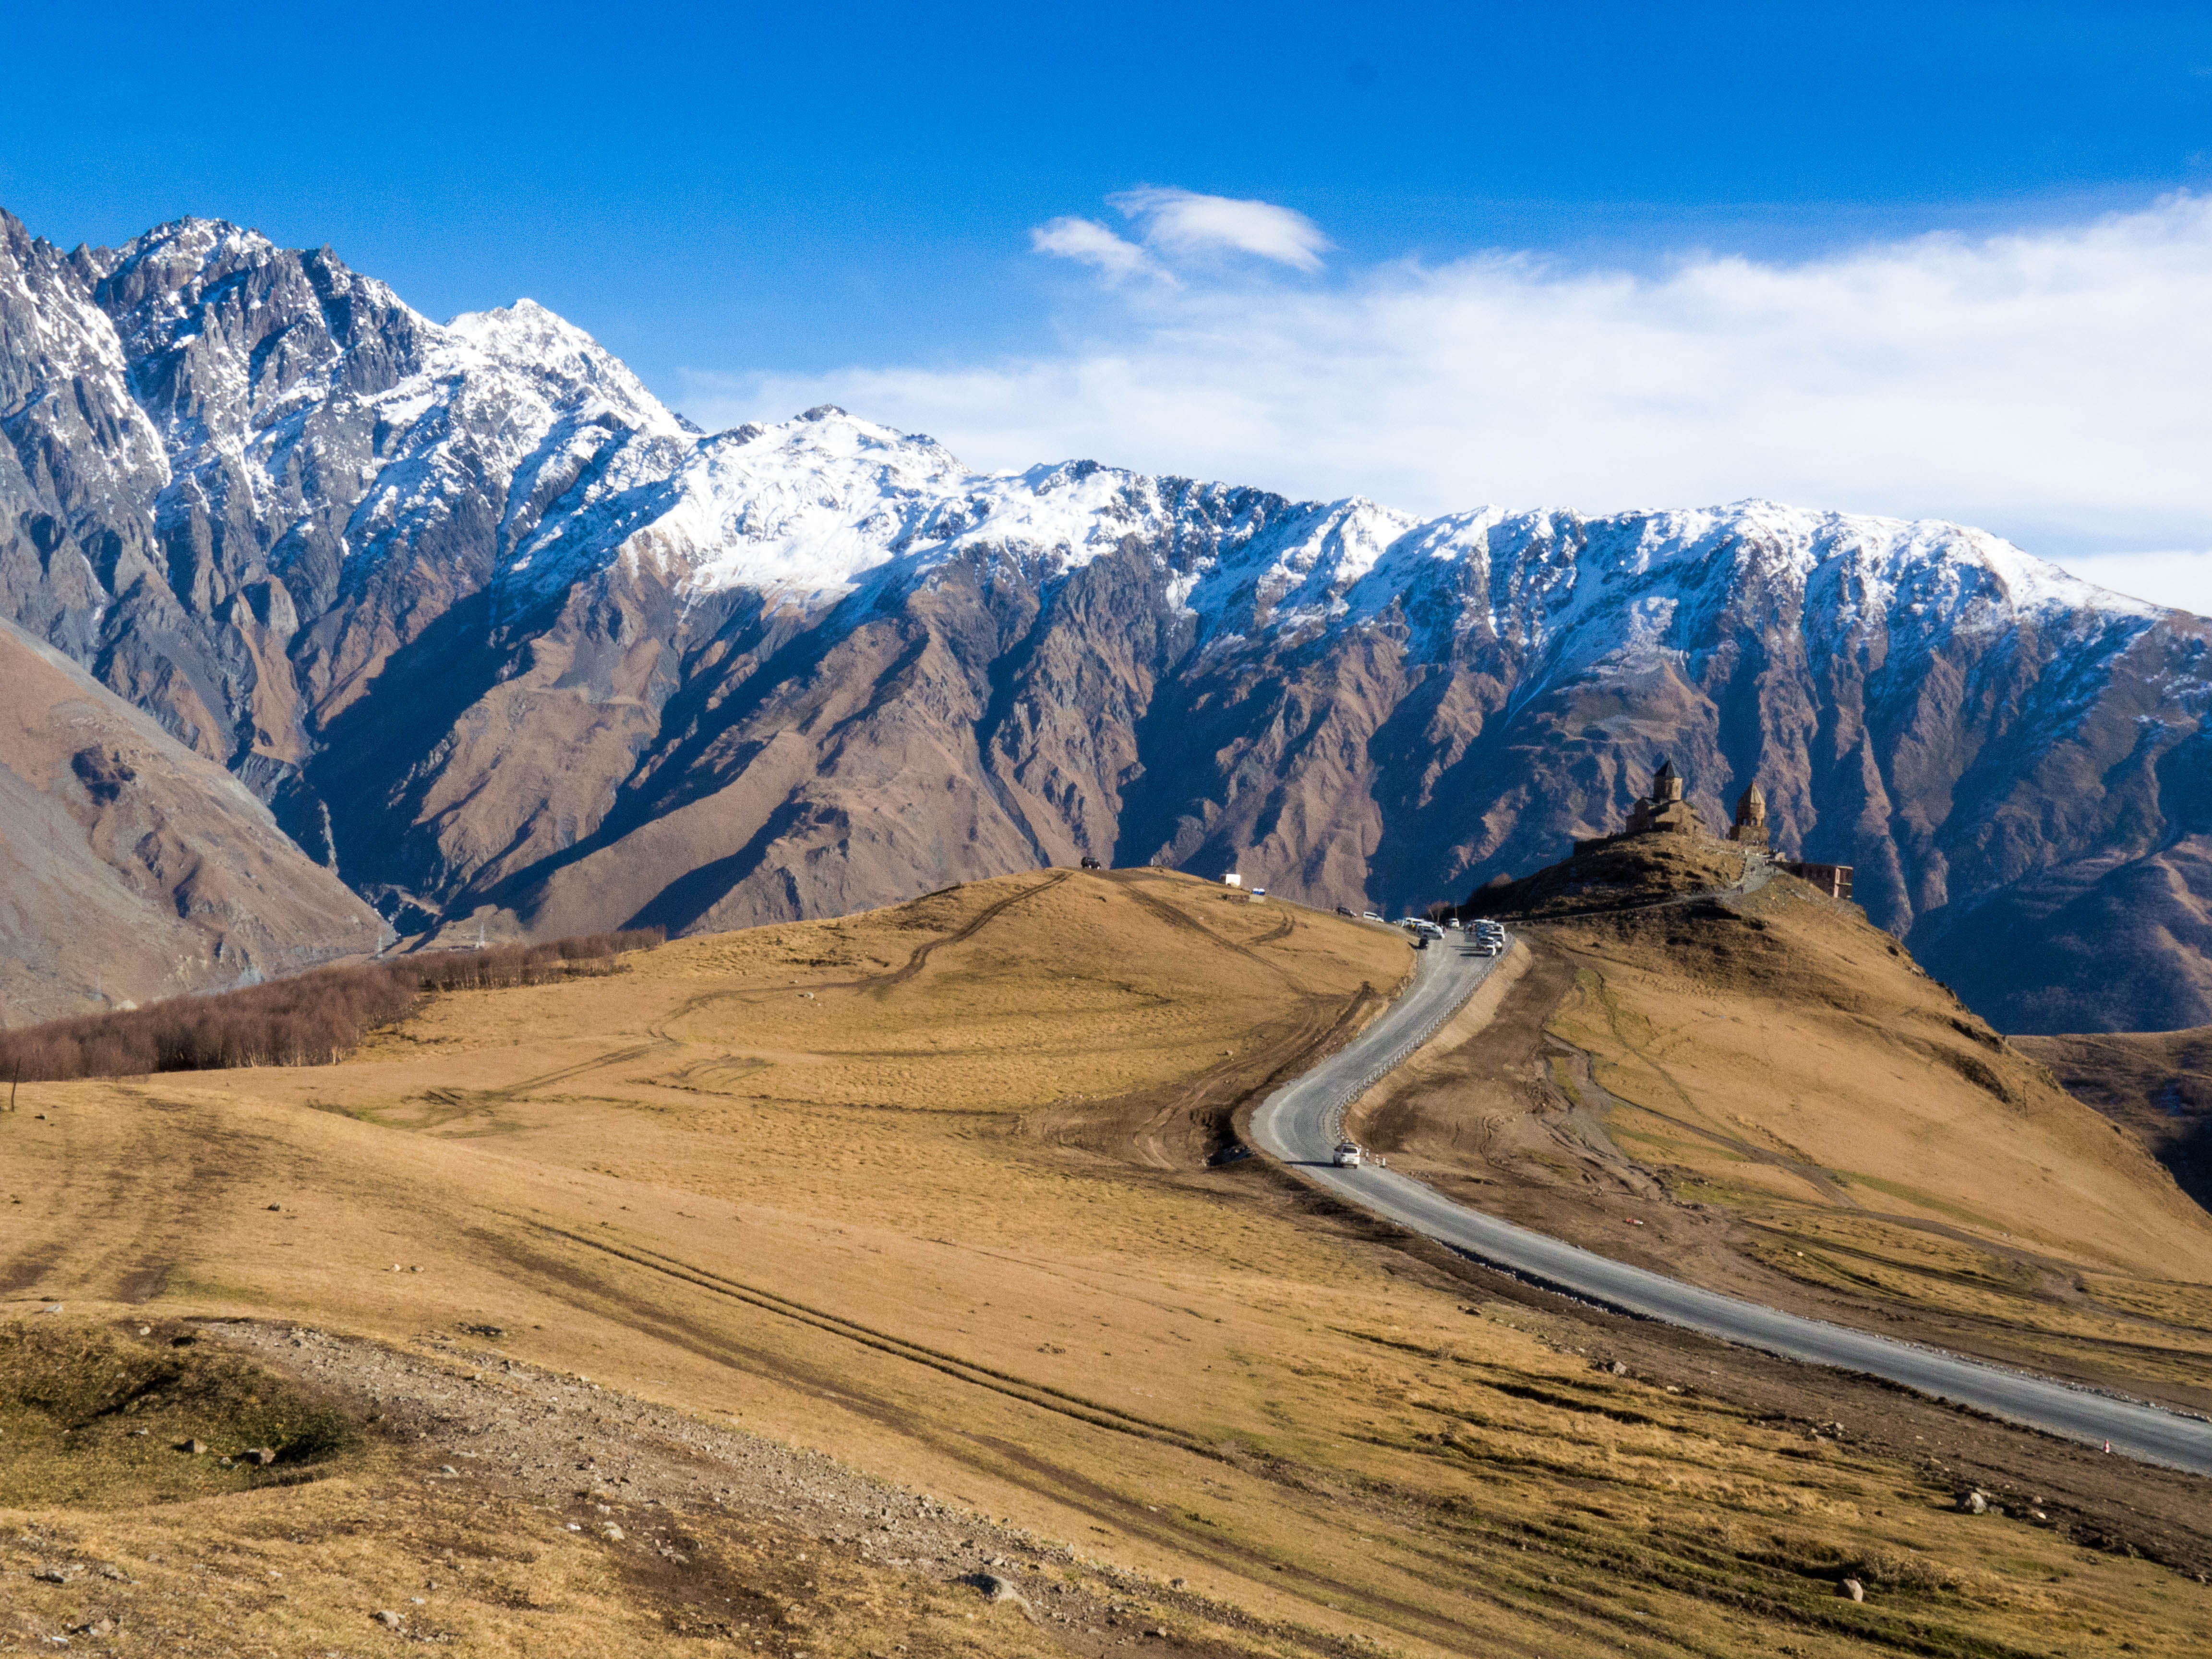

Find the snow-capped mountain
[[4, 206, 2209, 1032]]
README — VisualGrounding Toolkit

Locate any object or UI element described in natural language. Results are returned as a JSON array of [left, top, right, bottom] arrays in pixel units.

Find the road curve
[[1249, 934, 2212, 1477]]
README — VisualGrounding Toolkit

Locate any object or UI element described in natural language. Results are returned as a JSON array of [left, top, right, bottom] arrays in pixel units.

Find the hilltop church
[[1581, 759, 1853, 901]]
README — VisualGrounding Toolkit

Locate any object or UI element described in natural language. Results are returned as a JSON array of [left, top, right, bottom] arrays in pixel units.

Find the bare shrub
[[0, 927, 665, 1083], [1843, 1546, 1960, 1594]]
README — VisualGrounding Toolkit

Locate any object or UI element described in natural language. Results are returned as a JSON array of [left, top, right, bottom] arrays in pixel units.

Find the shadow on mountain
[[2014, 1025, 2212, 1216], [302, 592, 510, 901]]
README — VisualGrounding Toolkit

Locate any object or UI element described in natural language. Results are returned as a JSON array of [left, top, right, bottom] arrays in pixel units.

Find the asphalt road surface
[[1249, 931, 2212, 1477]]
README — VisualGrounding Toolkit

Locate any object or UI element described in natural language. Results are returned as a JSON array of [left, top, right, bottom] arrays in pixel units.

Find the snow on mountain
[[4, 204, 2207, 1034], [58, 216, 2153, 673], [490, 390, 2163, 677]]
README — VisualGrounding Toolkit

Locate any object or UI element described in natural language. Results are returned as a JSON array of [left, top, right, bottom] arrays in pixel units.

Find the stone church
[[1579, 759, 1852, 900]]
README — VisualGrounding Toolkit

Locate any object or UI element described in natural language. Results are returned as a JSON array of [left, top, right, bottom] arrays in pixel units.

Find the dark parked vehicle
[[1080, 855, 1102, 870], [1334, 905, 1355, 916]]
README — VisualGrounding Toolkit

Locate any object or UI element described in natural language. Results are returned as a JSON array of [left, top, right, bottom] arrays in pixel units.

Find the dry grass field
[[4, 867, 2211, 1656]]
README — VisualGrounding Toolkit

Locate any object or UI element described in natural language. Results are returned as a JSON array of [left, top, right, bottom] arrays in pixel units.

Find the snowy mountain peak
[[500, 393, 2169, 667], [112, 215, 277, 276]]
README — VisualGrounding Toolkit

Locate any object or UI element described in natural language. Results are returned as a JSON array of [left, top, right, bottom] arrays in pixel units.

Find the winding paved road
[[1249, 933, 2212, 1477]]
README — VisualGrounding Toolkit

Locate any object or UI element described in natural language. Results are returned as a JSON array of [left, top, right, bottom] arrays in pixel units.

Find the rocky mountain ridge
[[5, 205, 2210, 1031]]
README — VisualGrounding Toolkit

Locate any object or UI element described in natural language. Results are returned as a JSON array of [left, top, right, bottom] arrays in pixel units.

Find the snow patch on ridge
[[47, 221, 2172, 674], [517, 400, 2158, 681]]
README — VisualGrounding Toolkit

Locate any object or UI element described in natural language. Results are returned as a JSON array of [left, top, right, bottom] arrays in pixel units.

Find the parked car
[[1360, 911, 1382, 922], [1334, 905, 1355, 916]]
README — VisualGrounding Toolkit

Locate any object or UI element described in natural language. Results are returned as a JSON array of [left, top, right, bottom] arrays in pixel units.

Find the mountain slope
[[0, 614, 384, 1022], [5, 205, 2212, 1029], [2016, 1026, 2212, 1213]]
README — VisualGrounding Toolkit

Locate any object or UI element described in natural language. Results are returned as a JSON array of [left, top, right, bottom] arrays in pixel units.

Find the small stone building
[[1729, 781, 1769, 849], [1780, 861, 1853, 900], [1621, 759, 1709, 838]]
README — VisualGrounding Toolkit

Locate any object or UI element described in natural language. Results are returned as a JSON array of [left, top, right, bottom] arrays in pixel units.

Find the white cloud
[[1106, 186, 1333, 272], [1028, 216, 1163, 284], [681, 191, 2212, 597]]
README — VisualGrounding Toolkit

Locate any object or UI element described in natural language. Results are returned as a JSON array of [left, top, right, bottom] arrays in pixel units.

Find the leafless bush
[[0, 927, 664, 1084]]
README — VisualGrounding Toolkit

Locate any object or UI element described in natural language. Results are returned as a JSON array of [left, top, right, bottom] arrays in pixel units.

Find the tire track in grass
[[530, 1223, 1221, 1458]]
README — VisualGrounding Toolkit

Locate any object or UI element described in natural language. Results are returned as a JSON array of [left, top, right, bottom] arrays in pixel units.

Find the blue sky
[[9, 2, 2212, 599]]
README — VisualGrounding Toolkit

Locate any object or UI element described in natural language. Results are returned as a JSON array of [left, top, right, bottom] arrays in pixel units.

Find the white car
[[1333, 1141, 1364, 1167], [1360, 911, 1382, 922]]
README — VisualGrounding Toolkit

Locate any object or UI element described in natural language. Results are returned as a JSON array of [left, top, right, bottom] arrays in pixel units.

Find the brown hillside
[[1358, 838, 2212, 1407], [2015, 1027, 2212, 1214], [6, 870, 2212, 1655], [0, 615, 385, 1023]]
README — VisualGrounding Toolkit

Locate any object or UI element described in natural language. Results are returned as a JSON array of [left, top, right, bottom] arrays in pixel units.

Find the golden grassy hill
[[1362, 836, 2212, 1406], [4, 866, 2211, 1655]]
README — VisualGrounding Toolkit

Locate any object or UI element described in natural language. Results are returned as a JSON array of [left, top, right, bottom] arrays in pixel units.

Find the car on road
[[1334, 905, 1355, 916], [1469, 941, 1501, 957], [1333, 1141, 1384, 1168], [1360, 911, 1382, 922]]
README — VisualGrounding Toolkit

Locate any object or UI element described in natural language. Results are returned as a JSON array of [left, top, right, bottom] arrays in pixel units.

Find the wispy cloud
[[1029, 186, 1333, 284], [682, 191, 2212, 598], [1105, 186, 1333, 272], [1029, 215, 1163, 284]]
